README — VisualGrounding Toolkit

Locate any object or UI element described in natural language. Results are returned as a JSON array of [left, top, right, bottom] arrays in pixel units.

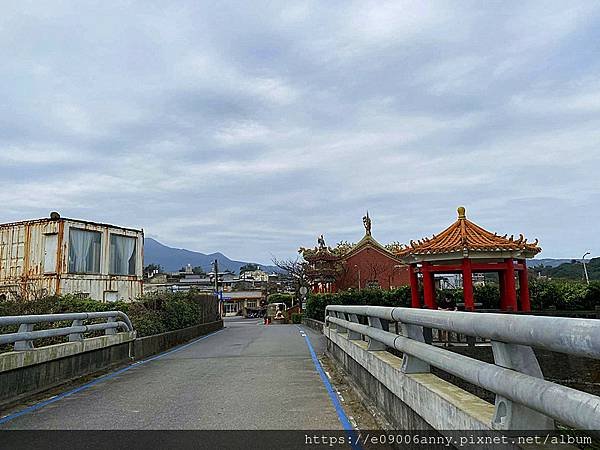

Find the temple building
[[398, 207, 541, 311], [300, 213, 410, 293]]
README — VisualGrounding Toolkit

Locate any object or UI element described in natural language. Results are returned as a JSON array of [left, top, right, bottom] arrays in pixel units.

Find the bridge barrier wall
[[0, 332, 135, 407], [133, 320, 223, 360], [0, 319, 223, 409], [301, 317, 324, 334], [325, 305, 600, 432], [328, 328, 495, 431]]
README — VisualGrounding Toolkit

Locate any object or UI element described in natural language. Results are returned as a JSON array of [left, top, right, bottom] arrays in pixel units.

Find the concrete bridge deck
[[0, 318, 345, 430]]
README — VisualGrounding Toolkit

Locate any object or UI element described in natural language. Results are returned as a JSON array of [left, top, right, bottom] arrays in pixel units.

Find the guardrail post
[[422, 326, 433, 344], [399, 323, 430, 374], [347, 313, 362, 340], [327, 310, 337, 331], [68, 320, 84, 342], [14, 323, 34, 351], [366, 316, 387, 350], [466, 335, 476, 347], [105, 317, 117, 335], [491, 341, 554, 430], [335, 312, 348, 336]]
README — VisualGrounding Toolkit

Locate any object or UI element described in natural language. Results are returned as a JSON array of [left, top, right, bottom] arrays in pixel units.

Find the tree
[[144, 264, 163, 277], [192, 266, 206, 275], [268, 293, 294, 308], [239, 263, 259, 274], [271, 256, 309, 305]]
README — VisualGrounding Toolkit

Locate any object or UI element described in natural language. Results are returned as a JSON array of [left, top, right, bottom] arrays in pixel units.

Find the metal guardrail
[[0, 311, 133, 351], [325, 305, 600, 431]]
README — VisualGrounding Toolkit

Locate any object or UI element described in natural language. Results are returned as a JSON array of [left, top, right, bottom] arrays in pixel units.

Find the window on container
[[109, 235, 137, 275], [68, 229, 101, 274]]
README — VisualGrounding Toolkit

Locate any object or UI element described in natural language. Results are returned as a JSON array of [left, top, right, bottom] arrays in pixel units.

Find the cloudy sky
[[2, 1, 600, 263]]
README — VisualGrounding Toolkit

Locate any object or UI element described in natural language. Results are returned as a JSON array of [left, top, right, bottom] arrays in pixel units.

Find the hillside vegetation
[[534, 257, 600, 281]]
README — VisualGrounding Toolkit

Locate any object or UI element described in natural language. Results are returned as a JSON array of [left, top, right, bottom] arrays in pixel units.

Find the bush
[[291, 313, 303, 324], [268, 293, 294, 308], [303, 278, 600, 320], [529, 278, 600, 310], [0, 291, 220, 352], [304, 286, 411, 321], [474, 284, 500, 309]]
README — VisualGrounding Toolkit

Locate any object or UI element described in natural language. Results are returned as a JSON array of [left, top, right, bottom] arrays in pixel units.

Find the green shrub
[[303, 278, 600, 320], [304, 286, 411, 321], [529, 278, 600, 310], [268, 293, 294, 308], [0, 291, 220, 352], [474, 284, 500, 309], [291, 313, 302, 324]]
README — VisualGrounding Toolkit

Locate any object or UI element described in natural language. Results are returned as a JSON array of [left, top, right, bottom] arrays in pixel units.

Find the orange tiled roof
[[398, 207, 541, 258]]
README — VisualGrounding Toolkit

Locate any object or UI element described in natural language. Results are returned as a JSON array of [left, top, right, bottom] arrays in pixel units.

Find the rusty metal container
[[0, 214, 143, 302]]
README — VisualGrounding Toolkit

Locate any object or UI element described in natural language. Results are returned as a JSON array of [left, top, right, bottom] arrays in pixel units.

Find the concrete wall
[[133, 320, 223, 359], [302, 317, 324, 334], [0, 320, 223, 409], [327, 328, 497, 431], [0, 333, 135, 408]]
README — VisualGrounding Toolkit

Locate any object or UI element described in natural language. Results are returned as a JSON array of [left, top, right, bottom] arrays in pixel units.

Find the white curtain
[[111, 235, 136, 275], [69, 229, 99, 273]]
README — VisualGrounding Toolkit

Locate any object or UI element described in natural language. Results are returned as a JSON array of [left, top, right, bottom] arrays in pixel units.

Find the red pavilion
[[398, 207, 541, 311]]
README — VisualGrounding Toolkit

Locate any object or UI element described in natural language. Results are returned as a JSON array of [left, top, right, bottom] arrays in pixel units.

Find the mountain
[[534, 257, 600, 281], [143, 238, 281, 274], [529, 258, 573, 268]]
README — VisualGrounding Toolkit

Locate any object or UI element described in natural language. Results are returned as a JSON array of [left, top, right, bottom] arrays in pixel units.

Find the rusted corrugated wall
[[0, 218, 143, 302]]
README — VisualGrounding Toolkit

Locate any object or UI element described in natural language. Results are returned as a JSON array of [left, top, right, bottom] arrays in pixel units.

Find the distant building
[[0, 213, 144, 302], [222, 290, 265, 316], [300, 213, 410, 293], [239, 268, 269, 282]]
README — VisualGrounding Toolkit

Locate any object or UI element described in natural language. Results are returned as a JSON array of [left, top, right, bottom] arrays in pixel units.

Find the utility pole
[[582, 252, 591, 285], [213, 259, 221, 316]]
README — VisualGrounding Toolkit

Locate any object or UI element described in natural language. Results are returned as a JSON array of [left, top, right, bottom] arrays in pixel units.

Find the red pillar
[[518, 260, 531, 312], [505, 258, 517, 311], [409, 264, 421, 308], [462, 258, 474, 311], [422, 262, 436, 309], [498, 270, 507, 310]]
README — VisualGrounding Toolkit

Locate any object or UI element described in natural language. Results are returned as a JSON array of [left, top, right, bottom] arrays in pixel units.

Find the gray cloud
[[1, 1, 600, 263]]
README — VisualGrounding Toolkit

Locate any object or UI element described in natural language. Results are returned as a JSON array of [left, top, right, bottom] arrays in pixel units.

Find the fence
[[0, 311, 133, 351], [325, 305, 600, 431]]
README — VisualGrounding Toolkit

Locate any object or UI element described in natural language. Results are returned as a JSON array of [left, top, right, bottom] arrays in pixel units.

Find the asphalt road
[[0, 318, 343, 430]]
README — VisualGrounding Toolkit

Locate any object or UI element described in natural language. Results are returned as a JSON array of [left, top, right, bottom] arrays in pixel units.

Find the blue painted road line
[[297, 326, 362, 450], [0, 327, 226, 425]]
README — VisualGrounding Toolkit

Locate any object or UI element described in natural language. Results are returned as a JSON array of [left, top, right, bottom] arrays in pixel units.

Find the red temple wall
[[337, 247, 410, 291]]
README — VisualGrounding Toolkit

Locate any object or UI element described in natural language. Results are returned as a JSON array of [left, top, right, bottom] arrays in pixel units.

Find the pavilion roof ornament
[[363, 211, 372, 236], [299, 234, 339, 261], [398, 206, 541, 260], [318, 234, 326, 250]]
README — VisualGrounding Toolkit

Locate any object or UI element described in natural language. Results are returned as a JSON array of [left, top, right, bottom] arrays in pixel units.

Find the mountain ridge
[[143, 238, 280, 273]]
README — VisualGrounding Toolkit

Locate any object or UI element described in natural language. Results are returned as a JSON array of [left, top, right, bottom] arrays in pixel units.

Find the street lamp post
[[354, 265, 361, 291], [582, 252, 591, 285]]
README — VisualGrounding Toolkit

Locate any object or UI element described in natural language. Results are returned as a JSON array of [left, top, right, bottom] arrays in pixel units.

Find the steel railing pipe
[[327, 315, 600, 431], [326, 305, 600, 359], [0, 311, 133, 350]]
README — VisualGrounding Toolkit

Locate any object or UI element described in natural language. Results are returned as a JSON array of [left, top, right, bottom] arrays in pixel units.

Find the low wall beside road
[[134, 320, 223, 359], [327, 327, 495, 431], [0, 319, 223, 409], [302, 317, 324, 334]]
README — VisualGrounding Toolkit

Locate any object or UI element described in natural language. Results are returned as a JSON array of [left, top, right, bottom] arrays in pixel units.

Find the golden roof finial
[[457, 206, 466, 219]]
